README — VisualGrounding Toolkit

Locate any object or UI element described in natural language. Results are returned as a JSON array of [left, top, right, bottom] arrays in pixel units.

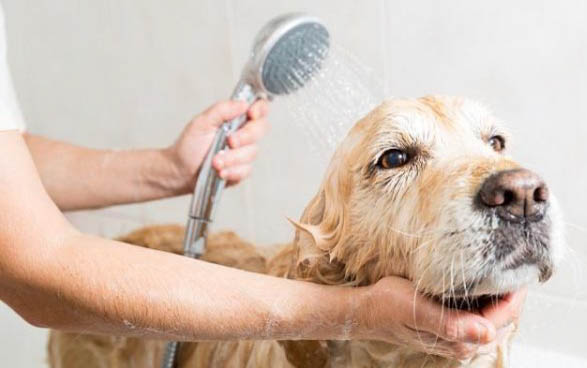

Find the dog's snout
[[480, 169, 549, 222]]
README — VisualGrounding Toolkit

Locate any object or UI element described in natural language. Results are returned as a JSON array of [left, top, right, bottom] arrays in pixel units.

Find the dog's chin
[[436, 264, 542, 312]]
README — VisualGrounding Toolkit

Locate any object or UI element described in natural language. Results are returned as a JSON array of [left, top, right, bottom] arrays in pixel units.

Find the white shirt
[[0, 4, 25, 131]]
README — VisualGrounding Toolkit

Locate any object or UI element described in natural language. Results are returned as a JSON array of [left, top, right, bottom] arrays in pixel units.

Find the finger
[[480, 288, 527, 329], [202, 100, 248, 127], [219, 164, 252, 183], [227, 118, 269, 148], [247, 99, 269, 120], [409, 293, 496, 344], [452, 342, 480, 362], [212, 145, 258, 171], [403, 328, 456, 358]]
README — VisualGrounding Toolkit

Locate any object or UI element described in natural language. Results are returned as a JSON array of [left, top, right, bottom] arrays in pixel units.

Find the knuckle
[[228, 171, 239, 181], [453, 344, 475, 361], [225, 152, 237, 166], [444, 320, 459, 341]]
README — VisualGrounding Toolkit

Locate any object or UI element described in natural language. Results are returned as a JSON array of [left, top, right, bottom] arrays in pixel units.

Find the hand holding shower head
[[161, 13, 330, 368], [184, 13, 330, 258]]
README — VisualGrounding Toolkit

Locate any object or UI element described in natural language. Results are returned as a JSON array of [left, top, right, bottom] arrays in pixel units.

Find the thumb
[[201, 100, 249, 128]]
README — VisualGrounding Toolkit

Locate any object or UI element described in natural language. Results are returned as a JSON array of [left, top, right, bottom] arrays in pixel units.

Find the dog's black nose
[[479, 169, 549, 222]]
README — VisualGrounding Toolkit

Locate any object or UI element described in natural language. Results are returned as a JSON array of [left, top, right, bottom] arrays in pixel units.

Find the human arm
[[23, 100, 269, 211], [0, 130, 354, 341]]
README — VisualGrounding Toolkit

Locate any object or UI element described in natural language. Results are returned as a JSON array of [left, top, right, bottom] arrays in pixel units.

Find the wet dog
[[48, 96, 564, 367]]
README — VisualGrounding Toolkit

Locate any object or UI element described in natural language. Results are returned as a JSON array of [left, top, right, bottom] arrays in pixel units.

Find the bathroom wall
[[1, 0, 586, 366]]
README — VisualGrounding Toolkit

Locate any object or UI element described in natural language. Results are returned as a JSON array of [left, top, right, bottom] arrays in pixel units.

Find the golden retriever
[[48, 96, 564, 367]]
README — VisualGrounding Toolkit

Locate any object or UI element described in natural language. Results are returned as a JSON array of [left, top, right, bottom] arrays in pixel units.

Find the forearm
[[24, 134, 187, 210], [2, 228, 351, 341]]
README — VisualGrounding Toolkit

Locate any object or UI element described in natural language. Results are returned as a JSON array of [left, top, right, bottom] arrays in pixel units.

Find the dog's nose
[[479, 169, 549, 222]]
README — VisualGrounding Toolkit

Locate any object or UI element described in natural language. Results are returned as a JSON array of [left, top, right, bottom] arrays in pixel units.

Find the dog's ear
[[288, 155, 352, 270]]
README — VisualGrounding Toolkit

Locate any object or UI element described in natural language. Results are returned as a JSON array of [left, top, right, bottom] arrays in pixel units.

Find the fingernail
[[219, 169, 228, 179], [230, 135, 239, 147], [215, 158, 224, 169]]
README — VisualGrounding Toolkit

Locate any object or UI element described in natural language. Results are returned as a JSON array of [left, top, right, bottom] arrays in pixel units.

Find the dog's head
[[292, 96, 564, 308]]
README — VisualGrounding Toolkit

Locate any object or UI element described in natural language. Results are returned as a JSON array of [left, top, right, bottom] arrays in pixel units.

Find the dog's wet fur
[[48, 96, 563, 367]]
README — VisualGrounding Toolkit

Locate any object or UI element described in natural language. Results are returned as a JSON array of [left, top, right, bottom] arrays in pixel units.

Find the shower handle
[[183, 82, 258, 258]]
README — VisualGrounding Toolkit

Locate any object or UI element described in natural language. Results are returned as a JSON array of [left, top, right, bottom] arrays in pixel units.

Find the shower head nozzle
[[242, 13, 330, 97]]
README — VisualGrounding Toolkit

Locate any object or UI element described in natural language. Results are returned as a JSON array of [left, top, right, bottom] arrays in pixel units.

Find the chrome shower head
[[239, 13, 330, 97]]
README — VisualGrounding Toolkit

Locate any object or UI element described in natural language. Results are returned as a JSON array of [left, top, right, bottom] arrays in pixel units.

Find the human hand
[[166, 99, 269, 192], [352, 277, 526, 361]]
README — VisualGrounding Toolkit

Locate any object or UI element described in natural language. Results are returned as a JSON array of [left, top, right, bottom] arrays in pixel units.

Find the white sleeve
[[0, 4, 25, 132]]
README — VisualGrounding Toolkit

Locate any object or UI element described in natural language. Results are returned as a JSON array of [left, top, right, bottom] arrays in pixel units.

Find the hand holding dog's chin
[[348, 276, 518, 361]]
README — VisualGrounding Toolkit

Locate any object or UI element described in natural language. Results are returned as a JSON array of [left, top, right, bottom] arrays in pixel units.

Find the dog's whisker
[[412, 278, 429, 353], [410, 238, 438, 256], [412, 260, 442, 354], [562, 220, 587, 233], [459, 251, 471, 310], [387, 226, 451, 239]]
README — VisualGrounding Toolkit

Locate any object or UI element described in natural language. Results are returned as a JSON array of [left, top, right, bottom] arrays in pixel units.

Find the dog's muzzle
[[477, 168, 553, 281]]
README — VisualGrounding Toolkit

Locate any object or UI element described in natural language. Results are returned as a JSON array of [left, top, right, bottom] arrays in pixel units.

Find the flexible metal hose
[[161, 341, 180, 368]]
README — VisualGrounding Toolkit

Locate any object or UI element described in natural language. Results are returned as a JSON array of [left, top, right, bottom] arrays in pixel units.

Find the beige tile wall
[[1, 0, 585, 366]]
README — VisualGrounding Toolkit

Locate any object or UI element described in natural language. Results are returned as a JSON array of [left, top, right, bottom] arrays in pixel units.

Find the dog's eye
[[378, 149, 409, 169], [488, 135, 505, 152]]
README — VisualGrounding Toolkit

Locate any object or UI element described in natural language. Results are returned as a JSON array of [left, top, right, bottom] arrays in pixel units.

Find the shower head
[[239, 13, 330, 97]]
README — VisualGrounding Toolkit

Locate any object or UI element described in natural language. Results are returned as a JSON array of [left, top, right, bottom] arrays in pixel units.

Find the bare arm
[[1, 130, 353, 341], [22, 134, 180, 211], [23, 100, 269, 211]]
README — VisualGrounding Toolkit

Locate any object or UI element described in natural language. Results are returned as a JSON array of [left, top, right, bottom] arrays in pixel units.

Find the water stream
[[278, 43, 383, 156]]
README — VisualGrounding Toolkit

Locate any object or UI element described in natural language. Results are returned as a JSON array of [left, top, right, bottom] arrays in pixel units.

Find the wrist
[[341, 286, 370, 340], [281, 283, 361, 340], [159, 146, 194, 195]]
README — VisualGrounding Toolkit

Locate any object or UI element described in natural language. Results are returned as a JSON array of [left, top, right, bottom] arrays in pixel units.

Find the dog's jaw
[[421, 192, 563, 307], [408, 196, 563, 309]]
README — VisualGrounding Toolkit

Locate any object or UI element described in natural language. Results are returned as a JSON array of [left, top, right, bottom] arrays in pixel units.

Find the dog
[[48, 96, 564, 367]]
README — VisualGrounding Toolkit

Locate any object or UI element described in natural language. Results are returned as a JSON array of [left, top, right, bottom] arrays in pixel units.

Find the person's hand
[[167, 99, 269, 192], [352, 277, 526, 361]]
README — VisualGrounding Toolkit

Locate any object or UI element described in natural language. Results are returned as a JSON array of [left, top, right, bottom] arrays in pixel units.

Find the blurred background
[[1, 0, 586, 366]]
